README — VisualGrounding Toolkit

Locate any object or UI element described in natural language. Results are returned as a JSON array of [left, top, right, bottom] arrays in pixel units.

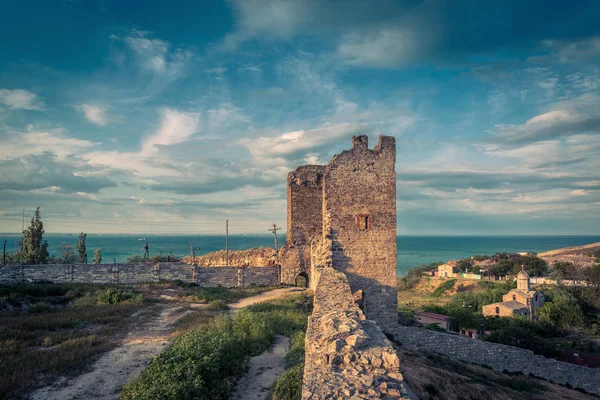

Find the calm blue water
[[1, 234, 599, 276]]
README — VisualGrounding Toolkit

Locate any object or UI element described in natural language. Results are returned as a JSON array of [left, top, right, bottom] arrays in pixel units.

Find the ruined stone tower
[[280, 135, 398, 332]]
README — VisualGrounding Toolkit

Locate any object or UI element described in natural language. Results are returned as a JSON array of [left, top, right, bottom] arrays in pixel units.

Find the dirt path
[[29, 287, 303, 400], [229, 287, 305, 313], [230, 335, 290, 400]]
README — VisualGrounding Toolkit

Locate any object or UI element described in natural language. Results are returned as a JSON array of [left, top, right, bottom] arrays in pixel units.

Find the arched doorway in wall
[[295, 272, 309, 288]]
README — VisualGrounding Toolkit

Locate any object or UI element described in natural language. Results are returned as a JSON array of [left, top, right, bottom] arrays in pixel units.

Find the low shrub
[[208, 300, 230, 311], [96, 288, 142, 305], [270, 364, 303, 400]]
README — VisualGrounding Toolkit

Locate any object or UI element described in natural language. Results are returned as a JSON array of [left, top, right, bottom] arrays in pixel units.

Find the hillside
[[538, 242, 600, 257]]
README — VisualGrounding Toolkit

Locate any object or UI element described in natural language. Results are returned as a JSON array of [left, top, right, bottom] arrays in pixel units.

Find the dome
[[517, 269, 529, 280], [517, 267, 530, 290]]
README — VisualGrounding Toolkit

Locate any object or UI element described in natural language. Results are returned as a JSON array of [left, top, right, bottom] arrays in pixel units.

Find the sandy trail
[[230, 335, 290, 400], [29, 286, 303, 400]]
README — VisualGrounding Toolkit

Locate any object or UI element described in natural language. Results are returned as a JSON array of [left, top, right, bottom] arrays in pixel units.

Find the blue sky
[[1, 0, 599, 235]]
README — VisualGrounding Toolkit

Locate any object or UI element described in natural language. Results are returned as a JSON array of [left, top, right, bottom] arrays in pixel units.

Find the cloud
[[222, 0, 600, 68], [122, 31, 190, 77], [240, 122, 369, 160], [141, 108, 200, 154], [76, 104, 119, 126], [0, 153, 115, 193], [544, 36, 600, 63], [0, 89, 45, 110], [484, 94, 600, 146], [0, 126, 99, 160], [337, 27, 430, 68]]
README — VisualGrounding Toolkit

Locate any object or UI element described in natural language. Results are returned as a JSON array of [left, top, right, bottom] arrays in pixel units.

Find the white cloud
[[337, 28, 426, 68], [240, 122, 369, 160], [0, 126, 98, 160], [484, 94, 600, 146], [141, 108, 200, 155], [0, 89, 45, 110], [544, 36, 600, 63], [86, 108, 200, 178], [77, 104, 117, 126]]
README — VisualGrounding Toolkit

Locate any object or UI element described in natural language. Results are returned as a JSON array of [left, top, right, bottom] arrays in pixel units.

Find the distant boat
[[138, 237, 146, 241]]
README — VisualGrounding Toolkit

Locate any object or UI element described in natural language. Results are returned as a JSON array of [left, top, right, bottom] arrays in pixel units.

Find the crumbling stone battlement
[[303, 265, 411, 399]]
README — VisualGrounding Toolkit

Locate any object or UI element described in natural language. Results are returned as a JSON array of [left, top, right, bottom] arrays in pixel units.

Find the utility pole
[[20, 208, 24, 263], [226, 220, 229, 267], [3, 240, 6, 266], [189, 239, 193, 264], [168, 246, 172, 262], [268, 223, 281, 251]]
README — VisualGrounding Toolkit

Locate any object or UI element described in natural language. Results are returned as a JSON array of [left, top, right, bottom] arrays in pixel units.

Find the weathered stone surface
[[394, 325, 600, 396], [0, 263, 279, 288], [302, 266, 410, 399]]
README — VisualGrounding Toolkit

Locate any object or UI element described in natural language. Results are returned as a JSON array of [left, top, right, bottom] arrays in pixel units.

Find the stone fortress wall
[[281, 135, 399, 333], [0, 262, 278, 288], [302, 263, 411, 399], [394, 325, 600, 396], [186, 247, 277, 267]]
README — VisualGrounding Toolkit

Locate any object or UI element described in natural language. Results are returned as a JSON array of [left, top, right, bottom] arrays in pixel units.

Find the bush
[[270, 364, 303, 400], [121, 295, 311, 400], [96, 288, 142, 305], [208, 300, 230, 311]]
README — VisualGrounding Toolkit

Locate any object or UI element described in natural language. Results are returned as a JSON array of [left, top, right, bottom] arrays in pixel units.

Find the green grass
[[121, 294, 312, 400]]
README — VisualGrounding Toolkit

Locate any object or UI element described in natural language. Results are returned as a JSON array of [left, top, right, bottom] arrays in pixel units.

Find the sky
[[1, 0, 599, 236]]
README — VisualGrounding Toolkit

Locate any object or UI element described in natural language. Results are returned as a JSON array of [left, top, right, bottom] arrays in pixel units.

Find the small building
[[460, 328, 479, 340], [438, 262, 459, 278], [482, 268, 545, 319], [414, 311, 453, 330]]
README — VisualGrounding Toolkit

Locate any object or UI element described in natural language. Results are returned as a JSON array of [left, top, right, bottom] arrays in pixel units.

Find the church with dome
[[482, 268, 545, 319]]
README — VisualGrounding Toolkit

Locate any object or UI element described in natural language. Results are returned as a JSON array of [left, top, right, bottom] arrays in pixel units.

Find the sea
[[1, 234, 599, 276]]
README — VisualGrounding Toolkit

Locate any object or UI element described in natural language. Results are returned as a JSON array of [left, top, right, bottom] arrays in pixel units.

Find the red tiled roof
[[414, 311, 452, 321]]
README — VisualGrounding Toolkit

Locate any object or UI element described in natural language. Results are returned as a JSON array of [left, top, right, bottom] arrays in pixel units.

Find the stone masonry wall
[[0, 263, 278, 288], [303, 265, 411, 399], [395, 325, 600, 396], [322, 135, 398, 333], [287, 165, 325, 245], [279, 244, 311, 285]]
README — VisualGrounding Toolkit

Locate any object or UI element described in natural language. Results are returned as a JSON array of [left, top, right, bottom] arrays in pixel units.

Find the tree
[[457, 258, 473, 272], [536, 287, 586, 330], [93, 249, 102, 264], [56, 243, 77, 264], [488, 259, 514, 277], [77, 232, 87, 263], [516, 255, 548, 277], [20, 207, 49, 264]]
